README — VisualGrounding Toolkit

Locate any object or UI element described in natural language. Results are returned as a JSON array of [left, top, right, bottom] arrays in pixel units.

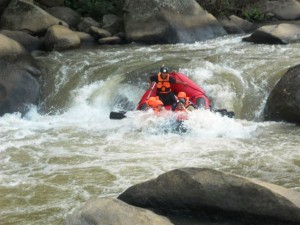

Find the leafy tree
[[64, 0, 124, 21]]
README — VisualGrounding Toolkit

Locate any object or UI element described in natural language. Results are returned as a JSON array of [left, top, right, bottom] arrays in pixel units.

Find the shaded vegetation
[[197, 0, 266, 22], [64, 0, 124, 21], [64, 0, 266, 22]]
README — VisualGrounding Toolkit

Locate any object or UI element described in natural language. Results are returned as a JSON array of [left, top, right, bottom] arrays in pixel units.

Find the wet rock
[[242, 23, 300, 44], [0, 33, 28, 60], [219, 15, 253, 34], [77, 17, 100, 33], [74, 31, 95, 46], [98, 36, 123, 45], [258, 0, 300, 20], [264, 64, 300, 124], [123, 0, 226, 44], [44, 25, 80, 51], [118, 168, 300, 224], [64, 197, 173, 225], [0, 0, 10, 16], [0, 57, 40, 116], [35, 0, 64, 7], [102, 14, 124, 35], [89, 26, 111, 39], [45, 7, 81, 30], [1, 0, 68, 35], [0, 30, 44, 52]]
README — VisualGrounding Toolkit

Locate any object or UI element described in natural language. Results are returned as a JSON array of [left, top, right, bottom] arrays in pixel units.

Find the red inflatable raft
[[137, 72, 210, 110]]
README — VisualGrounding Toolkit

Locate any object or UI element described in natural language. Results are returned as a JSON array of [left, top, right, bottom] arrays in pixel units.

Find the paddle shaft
[[147, 82, 156, 100]]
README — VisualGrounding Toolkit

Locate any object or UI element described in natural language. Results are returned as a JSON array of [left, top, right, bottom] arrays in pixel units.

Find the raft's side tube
[[170, 72, 210, 109]]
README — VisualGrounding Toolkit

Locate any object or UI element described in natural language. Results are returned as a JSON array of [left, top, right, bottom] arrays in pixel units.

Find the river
[[0, 35, 299, 225]]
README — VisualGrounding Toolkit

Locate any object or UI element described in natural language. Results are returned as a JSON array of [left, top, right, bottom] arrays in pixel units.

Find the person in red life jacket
[[146, 96, 165, 112], [176, 91, 196, 111], [149, 66, 187, 106]]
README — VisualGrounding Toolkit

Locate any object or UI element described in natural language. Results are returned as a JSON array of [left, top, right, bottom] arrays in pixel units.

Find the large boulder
[[74, 31, 95, 46], [258, 0, 300, 20], [43, 25, 80, 51], [45, 7, 81, 29], [64, 197, 173, 225], [0, 59, 40, 116], [219, 15, 253, 34], [264, 64, 300, 124], [77, 17, 100, 33], [35, 0, 64, 7], [118, 168, 300, 224], [0, 33, 28, 60], [102, 14, 124, 35], [0, 34, 40, 116], [242, 23, 300, 44], [123, 0, 227, 44], [1, 0, 68, 35], [0, 30, 44, 52], [0, 0, 10, 16]]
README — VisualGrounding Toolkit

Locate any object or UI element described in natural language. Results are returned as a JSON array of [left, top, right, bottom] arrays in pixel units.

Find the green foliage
[[243, 7, 265, 22], [197, 0, 266, 22], [64, 0, 124, 21]]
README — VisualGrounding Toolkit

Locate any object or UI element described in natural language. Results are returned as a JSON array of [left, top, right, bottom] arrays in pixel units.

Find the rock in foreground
[[64, 197, 173, 225], [264, 64, 300, 124], [118, 168, 300, 224]]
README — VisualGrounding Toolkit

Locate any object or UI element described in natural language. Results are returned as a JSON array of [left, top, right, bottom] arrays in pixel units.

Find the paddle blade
[[109, 111, 127, 120], [214, 109, 235, 118]]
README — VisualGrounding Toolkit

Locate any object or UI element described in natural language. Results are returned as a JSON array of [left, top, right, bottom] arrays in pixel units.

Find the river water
[[0, 35, 299, 225]]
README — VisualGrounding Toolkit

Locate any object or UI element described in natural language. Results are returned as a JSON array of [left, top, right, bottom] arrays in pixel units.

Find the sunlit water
[[0, 35, 299, 225]]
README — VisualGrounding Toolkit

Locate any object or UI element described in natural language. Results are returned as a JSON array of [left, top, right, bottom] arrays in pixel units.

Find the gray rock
[[98, 36, 123, 45], [242, 23, 300, 44], [123, 0, 226, 44], [1, 0, 68, 35], [118, 168, 300, 224], [35, 0, 64, 7], [0, 30, 44, 52], [77, 17, 100, 33], [258, 0, 300, 20], [0, 56, 40, 116], [0, 0, 10, 15], [102, 14, 124, 35], [74, 31, 95, 46], [45, 7, 81, 29], [44, 25, 80, 51], [64, 197, 174, 225], [0, 33, 28, 60], [264, 64, 300, 124], [89, 26, 111, 39], [219, 15, 253, 34], [0, 34, 41, 115]]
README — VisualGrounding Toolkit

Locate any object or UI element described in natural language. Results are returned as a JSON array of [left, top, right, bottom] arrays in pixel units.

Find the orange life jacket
[[146, 96, 159, 108], [177, 95, 193, 108], [156, 73, 171, 94], [146, 97, 164, 112]]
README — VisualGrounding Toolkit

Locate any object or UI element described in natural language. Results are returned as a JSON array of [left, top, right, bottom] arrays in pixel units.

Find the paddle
[[110, 82, 157, 120], [214, 109, 235, 118], [109, 111, 126, 120]]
